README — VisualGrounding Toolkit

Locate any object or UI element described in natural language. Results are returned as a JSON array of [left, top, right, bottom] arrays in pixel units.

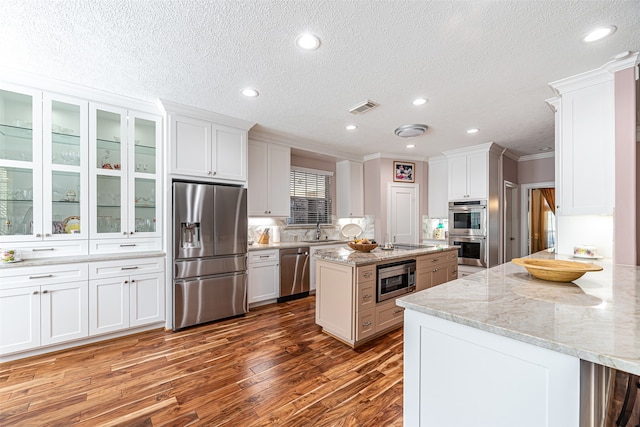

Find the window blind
[[288, 168, 332, 225]]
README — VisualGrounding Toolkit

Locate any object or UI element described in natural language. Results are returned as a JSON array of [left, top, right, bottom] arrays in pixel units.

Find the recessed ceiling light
[[241, 88, 259, 97], [466, 128, 479, 134], [346, 124, 357, 131], [406, 144, 416, 148], [583, 26, 616, 42], [412, 98, 428, 106], [296, 33, 321, 50]]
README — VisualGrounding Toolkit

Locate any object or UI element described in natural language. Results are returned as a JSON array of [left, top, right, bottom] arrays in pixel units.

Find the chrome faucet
[[315, 221, 321, 240]]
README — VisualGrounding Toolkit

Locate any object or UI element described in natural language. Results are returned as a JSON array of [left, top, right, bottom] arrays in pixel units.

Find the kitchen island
[[397, 250, 639, 426], [314, 245, 458, 348]]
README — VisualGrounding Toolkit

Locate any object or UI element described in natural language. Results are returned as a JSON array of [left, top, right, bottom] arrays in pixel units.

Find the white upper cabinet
[[428, 157, 448, 218], [548, 69, 616, 216], [89, 104, 162, 252], [336, 160, 364, 217], [248, 140, 290, 217], [162, 100, 254, 183], [447, 150, 488, 201]]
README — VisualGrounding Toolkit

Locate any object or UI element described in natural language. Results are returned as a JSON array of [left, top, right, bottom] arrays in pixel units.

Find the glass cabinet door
[[90, 104, 127, 238], [0, 85, 42, 242], [42, 94, 88, 239], [128, 113, 161, 237]]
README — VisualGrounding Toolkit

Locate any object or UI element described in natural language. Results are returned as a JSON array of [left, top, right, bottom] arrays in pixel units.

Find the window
[[288, 167, 332, 225]]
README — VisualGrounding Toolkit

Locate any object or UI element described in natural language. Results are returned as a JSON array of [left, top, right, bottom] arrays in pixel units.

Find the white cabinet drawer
[[248, 250, 278, 263], [89, 257, 164, 279], [7, 241, 89, 259], [0, 263, 88, 288], [89, 238, 162, 254]]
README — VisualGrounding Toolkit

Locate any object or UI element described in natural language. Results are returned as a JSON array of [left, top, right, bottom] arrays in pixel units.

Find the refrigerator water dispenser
[[181, 222, 201, 248]]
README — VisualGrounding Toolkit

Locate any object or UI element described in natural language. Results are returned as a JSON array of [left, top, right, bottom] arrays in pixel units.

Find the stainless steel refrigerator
[[172, 181, 248, 330]]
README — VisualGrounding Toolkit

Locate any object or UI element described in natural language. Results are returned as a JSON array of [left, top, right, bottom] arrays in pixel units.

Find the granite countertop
[[313, 244, 458, 266], [396, 250, 640, 376], [0, 251, 166, 269]]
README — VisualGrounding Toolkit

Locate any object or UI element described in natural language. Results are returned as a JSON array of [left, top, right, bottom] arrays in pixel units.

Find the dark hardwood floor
[[0, 296, 404, 426]]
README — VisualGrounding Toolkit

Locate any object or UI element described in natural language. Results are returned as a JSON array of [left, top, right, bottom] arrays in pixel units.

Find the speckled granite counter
[[313, 245, 458, 266], [0, 251, 166, 269], [397, 250, 640, 376]]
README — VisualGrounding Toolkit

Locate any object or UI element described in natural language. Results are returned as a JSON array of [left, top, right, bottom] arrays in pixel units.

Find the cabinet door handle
[[131, 279, 135, 283], [45, 233, 51, 237], [393, 309, 403, 315], [35, 233, 42, 237], [363, 294, 372, 299], [362, 321, 372, 327], [212, 171, 217, 176], [432, 258, 439, 262], [33, 291, 39, 295], [123, 232, 128, 235], [130, 231, 134, 235], [120, 244, 137, 247], [121, 266, 139, 270], [30, 274, 53, 279], [32, 248, 54, 252], [42, 290, 49, 294], [124, 280, 129, 284], [363, 272, 372, 278], [433, 268, 438, 272]]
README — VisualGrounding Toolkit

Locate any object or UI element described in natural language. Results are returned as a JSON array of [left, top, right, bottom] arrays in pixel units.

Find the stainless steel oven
[[448, 200, 487, 236], [449, 235, 486, 267], [377, 259, 416, 302]]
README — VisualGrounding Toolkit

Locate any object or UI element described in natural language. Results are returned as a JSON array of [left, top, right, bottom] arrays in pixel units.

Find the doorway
[[520, 182, 556, 256], [503, 181, 519, 262], [387, 183, 419, 244]]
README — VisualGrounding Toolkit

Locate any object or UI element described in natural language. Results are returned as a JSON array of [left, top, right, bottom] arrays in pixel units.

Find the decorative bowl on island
[[511, 258, 602, 283], [347, 242, 378, 253]]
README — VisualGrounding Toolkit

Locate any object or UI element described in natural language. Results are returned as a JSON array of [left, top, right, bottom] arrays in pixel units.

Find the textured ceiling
[[1, 0, 639, 161]]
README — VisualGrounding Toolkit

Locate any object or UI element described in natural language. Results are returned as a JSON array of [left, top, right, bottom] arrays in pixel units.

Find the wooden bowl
[[347, 242, 379, 253], [511, 258, 602, 282]]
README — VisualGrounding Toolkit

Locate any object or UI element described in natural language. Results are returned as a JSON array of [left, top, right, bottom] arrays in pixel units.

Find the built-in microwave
[[449, 235, 486, 267], [377, 259, 416, 302], [448, 200, 487, 236]]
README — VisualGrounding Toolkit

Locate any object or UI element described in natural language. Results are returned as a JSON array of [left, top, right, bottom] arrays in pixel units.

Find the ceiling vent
[[349, 99, 379, 115], [394, 124, 429, 138]]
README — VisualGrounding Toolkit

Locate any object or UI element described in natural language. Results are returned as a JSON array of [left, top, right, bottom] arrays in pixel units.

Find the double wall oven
[[448, 200, 487, 267]]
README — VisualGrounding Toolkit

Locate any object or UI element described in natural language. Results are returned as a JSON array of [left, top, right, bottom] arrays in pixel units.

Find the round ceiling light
[[241, 88, 259, 97], [394, 124, 429, 138], [583, 26, 616, 42], [296, 33, 321, 50]]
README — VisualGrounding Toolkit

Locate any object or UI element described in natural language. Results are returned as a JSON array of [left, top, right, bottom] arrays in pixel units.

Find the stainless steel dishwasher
[[277, 247, 310, 302]]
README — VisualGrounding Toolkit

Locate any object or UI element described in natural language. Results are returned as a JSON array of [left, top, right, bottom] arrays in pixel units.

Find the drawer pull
[[259, 255, 270, 258], [363, 294, 372, 299], [363, 272, 372, 278], [42, 290, 49, 294], [432, 258, 439, 262], [29, 274, 53, 279], [433, 268, 438, 272], [32, 248, 55, 252], [121, 266, 139, 270], [32, 291, 39, 295], [120, 244, 137, 247], [362, 321, 372, 327], [393, 309, 403, 315]]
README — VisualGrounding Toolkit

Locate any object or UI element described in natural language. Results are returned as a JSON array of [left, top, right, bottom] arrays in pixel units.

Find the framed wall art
[[393, 161, 415, 183]]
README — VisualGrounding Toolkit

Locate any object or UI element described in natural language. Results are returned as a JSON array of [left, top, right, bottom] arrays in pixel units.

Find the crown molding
[[503, 150, 520, 161], [549, 52, 639, 96], [518, 151, 555, 162], [159, 99, 255, 131], [249, 126, 363, 162], [442, 142, 505, 157], [362, 152, 427, 162]]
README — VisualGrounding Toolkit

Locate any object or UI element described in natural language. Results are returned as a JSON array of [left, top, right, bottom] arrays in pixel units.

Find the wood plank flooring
[[0, 296, 404, 426]]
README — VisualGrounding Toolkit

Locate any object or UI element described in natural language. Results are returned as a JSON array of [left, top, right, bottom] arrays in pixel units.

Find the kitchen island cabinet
[[397, 251, 640, 426], [314, 245, 458, 348]]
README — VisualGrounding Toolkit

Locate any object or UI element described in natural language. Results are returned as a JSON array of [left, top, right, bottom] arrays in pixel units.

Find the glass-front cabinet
[[90, 104, 161, 242]]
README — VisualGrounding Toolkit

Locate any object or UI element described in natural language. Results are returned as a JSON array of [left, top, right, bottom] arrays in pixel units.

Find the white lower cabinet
[[0, 280, 88, 355], [89, 258, 165, 335], [248, 250, 279, 306], [0, 256, 165, 359]]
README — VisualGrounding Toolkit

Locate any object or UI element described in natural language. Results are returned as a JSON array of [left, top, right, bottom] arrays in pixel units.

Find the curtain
[[530, 190, 551, 253], [539, 188, 556, 214]]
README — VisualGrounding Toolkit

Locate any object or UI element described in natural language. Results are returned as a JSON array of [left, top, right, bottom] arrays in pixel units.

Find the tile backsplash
[[248, 215, 375, 243]]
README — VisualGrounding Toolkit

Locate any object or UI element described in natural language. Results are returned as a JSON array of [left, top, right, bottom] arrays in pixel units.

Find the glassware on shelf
[[101, 150, 112, 169]]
